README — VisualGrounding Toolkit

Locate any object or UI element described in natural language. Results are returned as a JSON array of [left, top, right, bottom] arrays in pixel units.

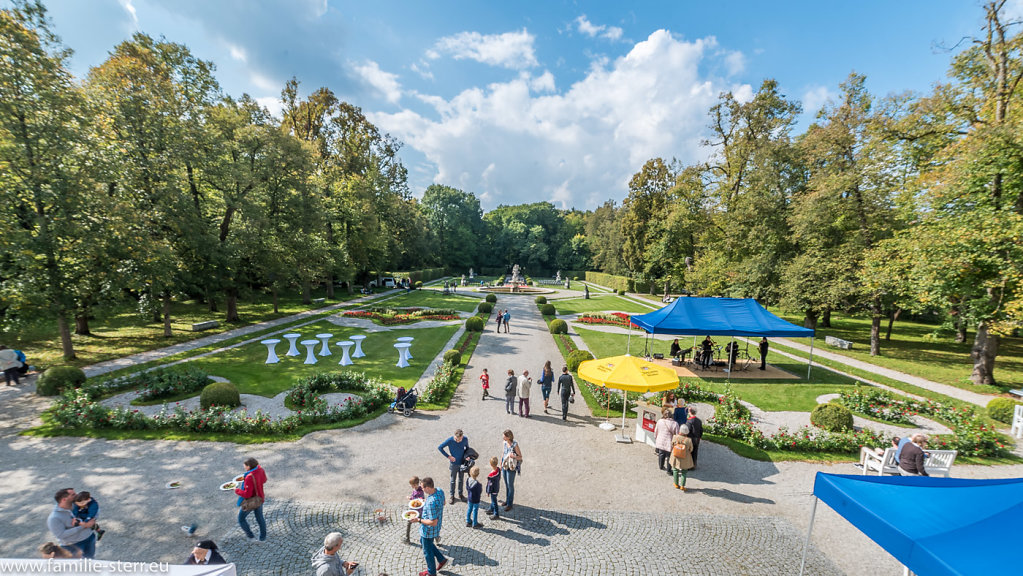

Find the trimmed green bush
[[415, 281, 423, 289], [810, 402, 854, 432], [549, 319, 568, 334], [485, 294, 497, 303], [199, 381, 241, 410], [617, 289, 626, 295], [567, 349, 594, 372], [465, 316, 485, 332], [477, 302, 493, 313], [535, 296, 547, 304], [540, 303, 556, 316], [36, 366, 87, 396], [443, 349, 462, 365], [987, 397, 1022, 423]]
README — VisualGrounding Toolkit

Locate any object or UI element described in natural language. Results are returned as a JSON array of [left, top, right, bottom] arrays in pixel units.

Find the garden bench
[[862, 447, 958, 477], [190, 320, 219, 331], [1008, 389, 1023, 399], [311, 297, 326, 305], [825, 335, 853, 350], [1011, 405, 1023, 439]]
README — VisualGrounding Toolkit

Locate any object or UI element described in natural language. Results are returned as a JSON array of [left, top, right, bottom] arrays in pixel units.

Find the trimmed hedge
[[811, 403, 854, 432], [567, 349, 594, 372], [36, 366, 87, 396], [535, 296, 547, 304], [477, 302, 493, 313], [200, 382, 241, 410], [987, 397, 1022, 423], [540, 303, 556, 316], [465, 316, 485, 332], [485, 294, 497, 303], [549, 319, 568, 334], [443, 349, 462, 365], [584, 271, 665, 295]]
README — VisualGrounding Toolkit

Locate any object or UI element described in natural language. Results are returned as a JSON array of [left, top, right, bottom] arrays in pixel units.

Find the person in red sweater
[[234, 457, 267, 541]]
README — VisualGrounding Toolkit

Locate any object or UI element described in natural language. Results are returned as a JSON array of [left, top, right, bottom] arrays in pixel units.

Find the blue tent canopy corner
[[799, 472, 1023, 576], [630, 297, 815, 337]]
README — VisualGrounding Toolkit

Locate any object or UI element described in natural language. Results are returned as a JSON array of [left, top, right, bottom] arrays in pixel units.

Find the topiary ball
[[617, 289, 626, 295], [415, 281, 423, 289], [549, 319, 568, 334], [465, 316, 485, 332], [987, 397, 1022, 423], [443, 349, 462, 365], [477, 302, 493, 314], [200, 381, 241, 410], [535, 296, 547, 305], [36, 366, 87, 396], [485, 294, 497, 303], [810, 402, 854, 432], [567, 349, 594, 372], [540, 303, 556, 316]]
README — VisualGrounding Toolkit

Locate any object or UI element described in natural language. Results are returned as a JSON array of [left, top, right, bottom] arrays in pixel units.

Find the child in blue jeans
[[465, 467, 483, 528], [484, 457, 501, 520]]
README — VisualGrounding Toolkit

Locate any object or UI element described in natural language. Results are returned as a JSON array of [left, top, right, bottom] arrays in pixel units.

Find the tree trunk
[[272, 285, 279, 314], [969, 321, 999, 386], [326, 274, 335, 299], [885, 308, 901, 341], [225, 289, 239, 322], [954, 314, 968, 344], [162, 292, 172, 337], [74, 312, 91, 336], [869, 297, 881, 356], [821, 308, 832, 328], [206, 288, 218, 313], [302, 280, 311, 305], [57, 314, 76, 361], [803, 309, 819, 330]]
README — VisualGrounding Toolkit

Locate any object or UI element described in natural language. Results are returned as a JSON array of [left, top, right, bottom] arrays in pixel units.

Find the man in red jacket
[[234, 457, 267, 541]]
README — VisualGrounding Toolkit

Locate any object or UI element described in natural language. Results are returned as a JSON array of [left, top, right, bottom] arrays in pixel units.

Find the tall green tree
[[421, 184, 483, 269]]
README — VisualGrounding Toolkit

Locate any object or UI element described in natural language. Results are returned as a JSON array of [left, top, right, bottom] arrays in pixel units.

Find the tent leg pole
[[627, 329, 632, 355], [807, 337, 815, 380], [798, 496, 818, 576]]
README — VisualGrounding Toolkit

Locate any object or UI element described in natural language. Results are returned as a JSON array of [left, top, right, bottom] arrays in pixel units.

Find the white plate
[[402, 510, 419, 521], [219, 481, 238, 491], [166, 481, 182, 489]]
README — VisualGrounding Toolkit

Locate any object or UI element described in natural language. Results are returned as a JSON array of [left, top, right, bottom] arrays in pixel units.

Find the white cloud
[[353, 60, 402, 105], [428, 29, 538, 69], [802, 85, 835, 118], [249, 71, 278, 92], [410, 61, 434, 81], [117, 0, 139, 30], [227, 43, 248, 64], [371, 30, 744, 210], [723, 50, 745, 76], [575, 15, 623, 41], [255, 96, 284, 119]]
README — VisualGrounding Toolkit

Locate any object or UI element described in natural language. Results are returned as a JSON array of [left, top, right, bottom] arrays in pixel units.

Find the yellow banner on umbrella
[[577, 354, 680, 393]]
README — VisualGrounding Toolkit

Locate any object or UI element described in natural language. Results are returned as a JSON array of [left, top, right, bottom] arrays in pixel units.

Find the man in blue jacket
[[438, 429, 469, 504]]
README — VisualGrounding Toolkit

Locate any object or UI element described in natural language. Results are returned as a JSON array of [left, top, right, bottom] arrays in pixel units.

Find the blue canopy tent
[[629, 297, 816, 376], [799, 473, 1023, 576]]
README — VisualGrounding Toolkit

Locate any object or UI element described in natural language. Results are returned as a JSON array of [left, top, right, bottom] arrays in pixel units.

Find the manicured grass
[[550, 296, 656, 315], [379, 289, 483, 313], [769, 308, 1022, 393], [188, 321, 460, 396], [4, 286, 367, 371]]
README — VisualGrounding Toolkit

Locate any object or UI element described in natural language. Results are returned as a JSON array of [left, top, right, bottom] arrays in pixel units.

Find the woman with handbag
[[234, 457, 267, 542], [500, 430, 522, 512]]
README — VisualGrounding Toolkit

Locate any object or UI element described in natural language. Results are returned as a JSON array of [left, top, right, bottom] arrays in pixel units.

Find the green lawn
[[4, 286, 367, 371], [380, 289, 483, 312], [770, 308, 1022, 393], [548, 295, 656, 315], [188, 321, 459, 396]]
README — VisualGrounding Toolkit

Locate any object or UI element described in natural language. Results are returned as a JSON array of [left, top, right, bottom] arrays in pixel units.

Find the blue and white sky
[[38, 0, 1002, 210]]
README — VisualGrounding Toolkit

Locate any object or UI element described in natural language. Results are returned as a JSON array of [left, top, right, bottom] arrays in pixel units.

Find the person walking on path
[[0, 346, 22, 386], [47, 488, 96, 558], [654, 408, 680, 475], [686, 407, 704, 469], [539, 360, 554, 414], [411, 477, 447, 576], [495, 310, 503, 333], [501, 430, 522, 511], [438, 429, 470, 503], [556, 366, 575, 420], [517, 370, 532, 418], [670, 428, 695, 491], [234, 457, 267, 542], [758, 337, 769, 370], [504, 370, 517, 415], [502, 310, 511, 333]]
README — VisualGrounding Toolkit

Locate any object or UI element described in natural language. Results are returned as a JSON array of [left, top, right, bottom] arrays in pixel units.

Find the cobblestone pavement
[[220, 501, 843, 576]]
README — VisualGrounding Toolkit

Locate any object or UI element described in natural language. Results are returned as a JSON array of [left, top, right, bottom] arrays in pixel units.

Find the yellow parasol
[[577, 354, 680, 442]]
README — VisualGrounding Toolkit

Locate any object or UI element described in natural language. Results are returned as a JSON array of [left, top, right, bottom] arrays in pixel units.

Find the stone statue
[[555, 270, 561, 282], [461, 274, 466, 286], [584, 285, 590, 299], [469, 267, 474, 278]]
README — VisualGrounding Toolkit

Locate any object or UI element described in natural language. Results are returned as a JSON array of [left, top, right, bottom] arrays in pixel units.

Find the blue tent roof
[[813, 473, 1023, 576], [630, 297, 815, 338]]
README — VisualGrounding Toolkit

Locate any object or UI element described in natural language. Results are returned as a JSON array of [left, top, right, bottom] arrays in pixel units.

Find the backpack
[[671, 442, 688, 460]]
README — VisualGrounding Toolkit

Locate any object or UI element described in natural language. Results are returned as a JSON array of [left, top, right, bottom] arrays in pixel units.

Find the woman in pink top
[[653, 408, 680, 477]]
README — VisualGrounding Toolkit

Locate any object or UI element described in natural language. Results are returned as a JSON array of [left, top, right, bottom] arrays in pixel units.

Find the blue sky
[[38, 0, 996, 210]]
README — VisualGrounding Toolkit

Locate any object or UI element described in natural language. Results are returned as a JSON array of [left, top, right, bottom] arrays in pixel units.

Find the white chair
[[1011, 404, 1023, 439]]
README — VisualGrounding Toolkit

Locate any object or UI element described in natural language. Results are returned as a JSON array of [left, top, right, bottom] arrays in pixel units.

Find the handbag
[[241, 496, 263, 511]]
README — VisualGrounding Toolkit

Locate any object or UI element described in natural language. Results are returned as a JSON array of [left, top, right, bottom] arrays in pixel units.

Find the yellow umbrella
[[577, 354, 680, 442]]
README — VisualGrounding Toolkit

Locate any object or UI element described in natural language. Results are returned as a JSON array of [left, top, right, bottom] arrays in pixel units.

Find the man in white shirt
[[517, 370, 532, 417]]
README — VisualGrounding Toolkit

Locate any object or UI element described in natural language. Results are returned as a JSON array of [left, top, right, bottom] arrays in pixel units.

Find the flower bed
[[133, 366, 212, 402], [576, 312, 639, 329], [343, 307, 459, 325], [52, 371, 392, 436]]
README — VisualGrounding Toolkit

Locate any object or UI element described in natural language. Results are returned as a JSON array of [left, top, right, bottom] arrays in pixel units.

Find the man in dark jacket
[[686, 407, 704, 468], [898, 434, 929, 476], [758, 338, 769, 370], [556, 366, 575, 421]]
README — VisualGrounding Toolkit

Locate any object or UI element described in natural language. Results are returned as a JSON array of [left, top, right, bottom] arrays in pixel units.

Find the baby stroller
[[388, 386, 419, 417]]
